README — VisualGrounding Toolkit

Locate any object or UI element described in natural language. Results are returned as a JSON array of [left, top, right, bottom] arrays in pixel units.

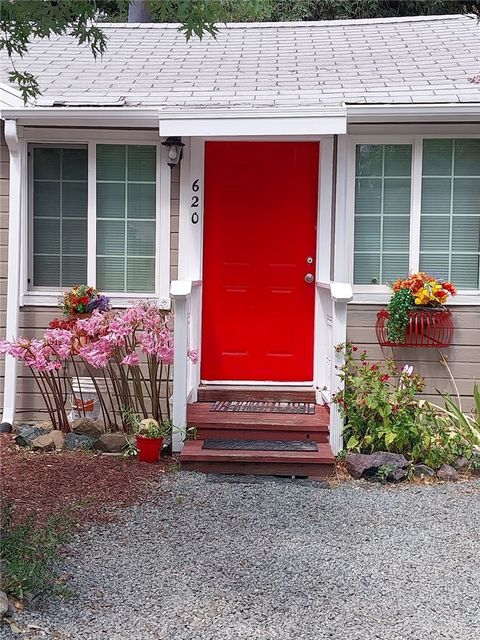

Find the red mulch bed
[[0, 434, 173, 527]]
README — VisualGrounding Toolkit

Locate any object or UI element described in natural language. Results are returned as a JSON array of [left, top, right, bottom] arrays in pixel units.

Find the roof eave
[[1, 102, 478, 130], [347, 103, 480, 124]]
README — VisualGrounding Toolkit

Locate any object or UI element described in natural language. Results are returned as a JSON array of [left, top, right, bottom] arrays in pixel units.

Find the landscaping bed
[[0, 433, 170, 526]]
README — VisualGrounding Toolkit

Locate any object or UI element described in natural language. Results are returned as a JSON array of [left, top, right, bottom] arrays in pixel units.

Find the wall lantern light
[[162, 137, 184, 167]]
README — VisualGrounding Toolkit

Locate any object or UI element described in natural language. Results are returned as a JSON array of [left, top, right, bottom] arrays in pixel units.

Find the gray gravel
[[2, 472, 480, 640]]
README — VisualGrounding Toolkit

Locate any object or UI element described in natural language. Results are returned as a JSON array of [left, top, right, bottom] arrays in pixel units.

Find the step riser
[[196, 427, 329, 443], [181, 460, 334, 479], [198, 388, 316, 403]]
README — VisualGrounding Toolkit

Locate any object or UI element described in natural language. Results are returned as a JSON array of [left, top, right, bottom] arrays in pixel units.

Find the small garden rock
[[95, 432, 126, 453], [0, 422, 12, 434], [454, 456, 470, 471], [65, 432, 95, 450], [0, 590, 8, 619], [31, 430, 65, 452], [346, 451, 409, 481], [72, 418, 103, 439], [14, 425, 48, 448], [412, 464, 435, 478], [437, 463, 458, 482], [36, 420, 53, 431]]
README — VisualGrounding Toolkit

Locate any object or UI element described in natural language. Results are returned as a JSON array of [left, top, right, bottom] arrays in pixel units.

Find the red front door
[[201, 142, 319, 382]]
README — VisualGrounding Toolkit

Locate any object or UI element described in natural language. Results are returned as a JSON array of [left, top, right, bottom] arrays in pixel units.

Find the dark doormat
[[202, 439, 318, 451], [210, 401, 316, 414]]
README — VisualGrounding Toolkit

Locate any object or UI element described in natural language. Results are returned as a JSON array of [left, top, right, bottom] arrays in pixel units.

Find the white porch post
[[170, 279, 192, 453], [329, 283, 353, 454], [2, 120, 22, 426]]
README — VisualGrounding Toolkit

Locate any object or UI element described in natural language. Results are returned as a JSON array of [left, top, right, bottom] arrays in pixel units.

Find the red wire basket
[[376, 308, 454, 348]]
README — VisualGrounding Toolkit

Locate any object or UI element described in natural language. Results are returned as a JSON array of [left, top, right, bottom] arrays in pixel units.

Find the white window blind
[[353, 144, 412, 285], [96, 144, 156, 293], [420, 139, 480, 289], [32, 146, 88, 287]]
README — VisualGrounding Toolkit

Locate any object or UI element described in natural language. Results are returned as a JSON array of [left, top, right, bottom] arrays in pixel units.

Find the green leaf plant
[[386, 288, 414, 343], [332, 343, 477, 469]]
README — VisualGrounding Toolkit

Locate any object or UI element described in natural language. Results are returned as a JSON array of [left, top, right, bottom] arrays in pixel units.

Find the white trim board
[[159, 114, 347, 137]]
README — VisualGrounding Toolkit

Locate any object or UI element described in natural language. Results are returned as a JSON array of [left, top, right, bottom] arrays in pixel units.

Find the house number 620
[[191, 179, 200, 224]]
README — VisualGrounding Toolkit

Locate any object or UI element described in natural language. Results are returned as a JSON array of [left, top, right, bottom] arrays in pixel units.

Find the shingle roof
[[2, 14, 479, 110]]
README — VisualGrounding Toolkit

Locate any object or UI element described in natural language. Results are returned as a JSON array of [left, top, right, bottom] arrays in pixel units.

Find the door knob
[[305, 273, 314, 284]]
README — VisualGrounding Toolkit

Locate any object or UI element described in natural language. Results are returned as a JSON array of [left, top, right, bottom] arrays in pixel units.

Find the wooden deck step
[[180, 439, 335, 480], [188, 402, 329, 443], [197, 385, 316, 403]]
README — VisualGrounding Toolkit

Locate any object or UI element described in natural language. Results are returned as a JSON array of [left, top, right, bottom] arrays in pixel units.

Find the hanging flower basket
[[376, 307, 454, 348], [378, 272, 456, 348]]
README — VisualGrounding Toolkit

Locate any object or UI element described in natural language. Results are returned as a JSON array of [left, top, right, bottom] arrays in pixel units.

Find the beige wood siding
[[0, 126, 180, 420], [347, 304, 480, 411]]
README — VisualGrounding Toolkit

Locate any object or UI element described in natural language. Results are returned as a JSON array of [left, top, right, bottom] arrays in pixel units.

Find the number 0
[[191, 213, 199, 224]]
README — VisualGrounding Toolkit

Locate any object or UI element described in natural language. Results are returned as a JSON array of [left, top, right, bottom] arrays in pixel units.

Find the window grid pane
[[354, 144, 412, 285], [96, 144, 156, 293], [33, 147, 87, 287], [420, 139, 480, 289]]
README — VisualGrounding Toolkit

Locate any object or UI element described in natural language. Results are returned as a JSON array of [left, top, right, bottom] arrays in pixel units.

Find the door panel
[[201, 142, 319, 381]]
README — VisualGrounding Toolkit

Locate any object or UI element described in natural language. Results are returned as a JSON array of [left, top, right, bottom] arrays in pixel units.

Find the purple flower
[[86, 294, 111, 313]]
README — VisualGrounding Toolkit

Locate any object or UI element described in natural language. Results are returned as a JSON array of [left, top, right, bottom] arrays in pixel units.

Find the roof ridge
[[97, 14, 470, 29]]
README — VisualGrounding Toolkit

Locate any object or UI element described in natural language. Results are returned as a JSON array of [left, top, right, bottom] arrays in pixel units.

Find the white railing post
[[170, 280, 192, 452], [329, 282, 353, 454], [2, 120, 21, 426]]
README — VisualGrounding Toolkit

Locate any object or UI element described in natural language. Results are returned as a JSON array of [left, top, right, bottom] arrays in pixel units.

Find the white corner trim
[[2, 120, 22, 424]]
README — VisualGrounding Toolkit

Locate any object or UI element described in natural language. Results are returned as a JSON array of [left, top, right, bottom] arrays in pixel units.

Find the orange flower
[[442, 281, 457, 296]]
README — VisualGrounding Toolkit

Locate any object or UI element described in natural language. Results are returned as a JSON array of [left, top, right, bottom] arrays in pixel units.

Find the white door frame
[[178, 136, 336, 398]]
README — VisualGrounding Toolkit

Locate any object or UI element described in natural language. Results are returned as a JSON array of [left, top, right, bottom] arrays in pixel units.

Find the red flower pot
[[376, 308, 453, 348], [136, 435, 164, 463]]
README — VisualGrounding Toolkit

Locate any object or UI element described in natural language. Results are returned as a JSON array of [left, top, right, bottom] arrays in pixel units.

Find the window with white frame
[[30, 142, 160, 295], [353, 143, 412, 285], [96, 144, 156, 293], [420, 139, 480, 290], [32, 146, 88, 287], [353, 138, 480, 293]]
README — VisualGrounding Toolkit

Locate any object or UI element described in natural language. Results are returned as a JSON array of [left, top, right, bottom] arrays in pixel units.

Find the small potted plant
[[123, 409, 172, 463], [60, 285, 111, 319], [54, 285, 111, 354], [376, 272, 456, 348]]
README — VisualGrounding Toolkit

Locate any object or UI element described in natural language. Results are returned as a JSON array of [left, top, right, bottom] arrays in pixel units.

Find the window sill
[[20, 292, 171, 310], [351, 290, 480, 306]]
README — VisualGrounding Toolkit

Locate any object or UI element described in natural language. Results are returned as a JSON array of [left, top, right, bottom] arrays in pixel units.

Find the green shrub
[[0, 503, 73, 601], [333, 343, 475, 468]]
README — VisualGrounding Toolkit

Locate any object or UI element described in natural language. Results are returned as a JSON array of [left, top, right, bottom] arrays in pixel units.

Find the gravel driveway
[[3, 472, 480, 640]]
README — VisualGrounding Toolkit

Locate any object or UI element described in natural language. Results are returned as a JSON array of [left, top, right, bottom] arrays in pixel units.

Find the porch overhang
[[158, 107, 347, 137]]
